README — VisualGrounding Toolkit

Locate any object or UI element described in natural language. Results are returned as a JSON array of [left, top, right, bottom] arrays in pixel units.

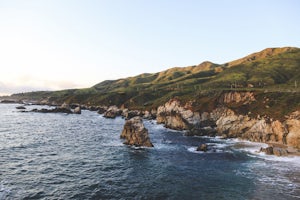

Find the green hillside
[[12, 47, 300, 112]]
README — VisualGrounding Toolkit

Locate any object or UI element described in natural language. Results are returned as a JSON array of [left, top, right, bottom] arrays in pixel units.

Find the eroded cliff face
[[156, 92, 300, 149], [285, 111, 300, 149], [156, 99, 200, 130], [219, 91, 256, 104]]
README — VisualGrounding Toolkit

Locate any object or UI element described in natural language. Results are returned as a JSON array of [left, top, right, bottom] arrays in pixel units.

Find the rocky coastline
[[2, 91, 300, 155]]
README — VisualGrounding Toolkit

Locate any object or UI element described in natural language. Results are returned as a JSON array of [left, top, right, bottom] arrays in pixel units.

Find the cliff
[[156, 92, 300, 150]]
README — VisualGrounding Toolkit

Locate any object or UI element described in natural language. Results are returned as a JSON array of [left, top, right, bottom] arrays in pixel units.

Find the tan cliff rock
[[156, 99, 200, 130], [156, 96, 300, 150], [219, 91, 256, 104], [285, 111, 300, 149]]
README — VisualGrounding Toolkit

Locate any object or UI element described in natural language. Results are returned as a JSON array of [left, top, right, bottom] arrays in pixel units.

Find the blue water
[[0, 104, 300, 200]]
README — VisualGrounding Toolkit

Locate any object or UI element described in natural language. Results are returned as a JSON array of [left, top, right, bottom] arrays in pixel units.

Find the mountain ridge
[[8, 46, 300, 116]]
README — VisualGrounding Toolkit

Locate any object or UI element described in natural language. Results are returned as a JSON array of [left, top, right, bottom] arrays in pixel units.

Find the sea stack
[[121, 116, 154, 147]]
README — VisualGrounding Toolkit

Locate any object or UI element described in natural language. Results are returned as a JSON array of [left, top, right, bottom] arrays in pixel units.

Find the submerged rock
[[260, 146, 274, 155], [31, 107, 73, 114], [196, 144, 208, 152], [259, 146, 289, 156], [273, 147, 288, 156], [16, 106, 26, 110], [121, 116, 154, 147]]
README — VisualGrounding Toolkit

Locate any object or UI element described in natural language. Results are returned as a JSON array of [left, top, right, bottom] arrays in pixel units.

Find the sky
[[0, 0, 300, 95]]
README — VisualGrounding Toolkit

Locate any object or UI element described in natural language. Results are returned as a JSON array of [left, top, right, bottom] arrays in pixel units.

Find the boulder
[[97, 106, 107, 114], [103, 106, 122, 119], [121, 116, 154, 147], [74, 106, 81, 114], [16, 106, 26, 109], [259, 146, 289, 156], [260, 146, 274, 155], [143, 110, 155, 120], [122, 109, 141, 120], [196, 144, 208, 152], [60, 102, 71, 110], [273, 147, 288, 156]]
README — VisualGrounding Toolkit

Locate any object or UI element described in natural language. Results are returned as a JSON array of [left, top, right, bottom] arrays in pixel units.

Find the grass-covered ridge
[[12, 47, 300, 117]]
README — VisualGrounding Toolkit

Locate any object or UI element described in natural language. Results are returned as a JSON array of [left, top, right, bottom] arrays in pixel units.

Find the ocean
[[0, 104, 299, 200]]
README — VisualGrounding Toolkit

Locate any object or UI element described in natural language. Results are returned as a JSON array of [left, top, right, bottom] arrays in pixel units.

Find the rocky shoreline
[[2, 91, 300, 155]]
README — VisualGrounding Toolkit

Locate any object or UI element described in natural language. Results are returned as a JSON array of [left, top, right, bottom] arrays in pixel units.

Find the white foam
[[229, 139, 300, 164], [206, 142, 230, 149], [102, 140, 124, 147], [153, 141, 178, 151], [187, 147, 204, 154], [256, 153, 300, 164]]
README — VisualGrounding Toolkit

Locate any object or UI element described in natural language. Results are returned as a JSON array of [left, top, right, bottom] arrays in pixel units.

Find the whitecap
[[229, 139, 300, 164], [187, 147, 204, 154]]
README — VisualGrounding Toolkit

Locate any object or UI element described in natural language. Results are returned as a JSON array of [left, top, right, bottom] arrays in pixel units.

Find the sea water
[[0, 104, 299, 199]]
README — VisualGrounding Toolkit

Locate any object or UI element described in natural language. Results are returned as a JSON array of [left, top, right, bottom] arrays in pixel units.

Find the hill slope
[[11, 47, 300, 113]]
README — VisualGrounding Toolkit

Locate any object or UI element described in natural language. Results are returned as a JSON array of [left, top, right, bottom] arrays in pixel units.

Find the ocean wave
[[186, 145, 228, 154], [228, 139, 300, 164]]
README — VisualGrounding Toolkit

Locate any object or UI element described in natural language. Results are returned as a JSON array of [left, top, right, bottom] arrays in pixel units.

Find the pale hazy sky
[[0, 0, 299, 95]]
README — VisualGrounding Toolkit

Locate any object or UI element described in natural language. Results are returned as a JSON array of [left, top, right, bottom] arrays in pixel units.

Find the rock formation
[[74, 106, 81, 114], [156, 99, 200, 130], [196, 144, 208, 152], [122, 109, 141, 120], [16, 106, 26, 109], [103, 106, 122, 118], [219, 91, 256, 104], [155, 93, 300, 151], [260, 146, 289, 156], [29, 103, 79, 114], [121, 116, 154, 147]]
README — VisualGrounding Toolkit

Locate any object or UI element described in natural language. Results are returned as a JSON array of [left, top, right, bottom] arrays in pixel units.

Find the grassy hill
[[12, 47, 300, 115]]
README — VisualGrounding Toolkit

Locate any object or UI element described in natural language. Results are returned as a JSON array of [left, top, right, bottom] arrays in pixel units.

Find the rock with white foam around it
[[121, 116, 154, 147]]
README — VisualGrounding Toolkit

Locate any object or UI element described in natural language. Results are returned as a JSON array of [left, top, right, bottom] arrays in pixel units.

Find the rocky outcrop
[[285, 111, 300, 149], [196, 144, 208, 152], [16, 106, 26, 109], [122, 109, 141, 120], [260, 146, 289, 156], [97, 106, 108, 114], [60, 102, 71, 110], [155, 96, 300, 150], [156, 99, 200, 130], [74, 106, 81, 114], [219, 91, 256, 104], [31, 107, 73, 114], [103, 106, 122, 118], [120, 116, 153, 147], [215, 107, 300, 149], [29, 103, 82, 114]]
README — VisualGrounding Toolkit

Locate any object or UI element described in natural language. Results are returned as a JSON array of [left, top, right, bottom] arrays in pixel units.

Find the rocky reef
[[120, 116, 153, 147], [29, 102, 81, 114]]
